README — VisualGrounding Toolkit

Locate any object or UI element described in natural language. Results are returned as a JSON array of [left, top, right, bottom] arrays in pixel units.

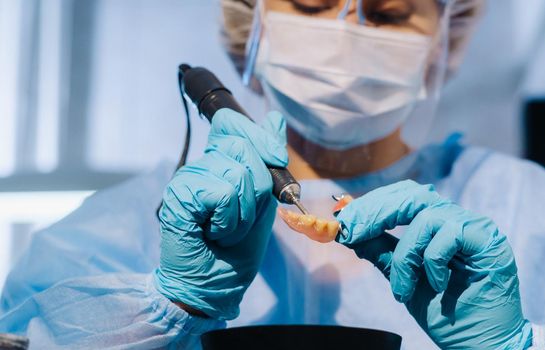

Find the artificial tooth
[[299, 215, 317, 227], [327, 221, 340, 236], [314, 219, 327, 232]]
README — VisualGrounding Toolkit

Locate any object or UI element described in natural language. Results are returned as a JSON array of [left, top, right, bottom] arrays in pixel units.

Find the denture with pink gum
[[277, 195, 354, 243]]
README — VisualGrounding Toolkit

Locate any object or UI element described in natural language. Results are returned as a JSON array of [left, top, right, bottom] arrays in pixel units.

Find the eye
[[365, 0, 414, 26], [290, 0, 336, 14], [367, 10, 411, 25]]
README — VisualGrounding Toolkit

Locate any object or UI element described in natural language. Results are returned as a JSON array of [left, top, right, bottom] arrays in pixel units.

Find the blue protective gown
[[1, 136, 545, 349]]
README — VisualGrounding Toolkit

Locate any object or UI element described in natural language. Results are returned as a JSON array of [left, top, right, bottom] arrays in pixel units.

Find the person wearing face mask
[[1, 0, 545, 349]]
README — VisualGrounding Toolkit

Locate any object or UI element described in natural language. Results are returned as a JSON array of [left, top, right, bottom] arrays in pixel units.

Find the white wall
[[86, 0, 266, 172], [434, 0, 545, 155], [0, 191, 91, 294]]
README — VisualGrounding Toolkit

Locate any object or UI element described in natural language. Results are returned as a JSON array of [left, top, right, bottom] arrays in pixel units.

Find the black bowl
[[201, 325, 401, 350]]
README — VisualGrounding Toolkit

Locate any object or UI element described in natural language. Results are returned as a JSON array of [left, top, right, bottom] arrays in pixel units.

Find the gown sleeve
[[0, 162, 225, 349], [0, 273, 224, 349]]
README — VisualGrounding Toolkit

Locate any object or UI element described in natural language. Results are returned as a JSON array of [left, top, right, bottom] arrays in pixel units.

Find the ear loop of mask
[[337, 0, 366, 24], [242, 0, 264, 86], [426, 0, 454, 99]]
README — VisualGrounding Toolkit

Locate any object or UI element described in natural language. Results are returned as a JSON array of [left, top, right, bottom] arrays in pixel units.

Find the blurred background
[[0, 0, 544, 293]]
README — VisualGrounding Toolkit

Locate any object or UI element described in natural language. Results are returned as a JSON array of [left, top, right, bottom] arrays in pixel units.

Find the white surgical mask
[[254, 12, 432, 149]]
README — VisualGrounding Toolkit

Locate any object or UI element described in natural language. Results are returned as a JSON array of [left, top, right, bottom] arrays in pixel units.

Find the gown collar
[[299, 134, 465, 200]]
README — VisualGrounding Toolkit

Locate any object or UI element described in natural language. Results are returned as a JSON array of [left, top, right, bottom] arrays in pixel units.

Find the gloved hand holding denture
[[279, 180, 533, 349]]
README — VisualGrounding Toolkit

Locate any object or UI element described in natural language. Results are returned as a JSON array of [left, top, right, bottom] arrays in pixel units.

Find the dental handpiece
[[179, 64, 309, 215]]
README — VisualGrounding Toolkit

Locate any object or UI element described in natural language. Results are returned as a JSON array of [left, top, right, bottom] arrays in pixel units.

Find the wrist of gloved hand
[[518, 322, 535, 350], [173, 301, 210, 318], [528, 324, 545, 349]]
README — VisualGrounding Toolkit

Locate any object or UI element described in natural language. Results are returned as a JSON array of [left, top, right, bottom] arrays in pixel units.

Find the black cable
[[157, 65, 193, 218], [176, 64, 192, 170]]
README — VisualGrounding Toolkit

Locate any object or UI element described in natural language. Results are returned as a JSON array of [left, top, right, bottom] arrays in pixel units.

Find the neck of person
[[286, 126, 410, 180]]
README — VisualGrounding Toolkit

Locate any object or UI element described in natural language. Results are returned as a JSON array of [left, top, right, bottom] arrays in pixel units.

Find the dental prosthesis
[[277, 194, 354, 243]]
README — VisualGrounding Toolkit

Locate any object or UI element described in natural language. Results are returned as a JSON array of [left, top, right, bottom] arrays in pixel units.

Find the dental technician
[[1, 0, 545, 349]]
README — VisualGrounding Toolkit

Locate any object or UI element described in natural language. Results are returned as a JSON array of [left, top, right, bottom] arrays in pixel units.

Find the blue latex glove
[[337, 180, 533, 349], [154, 108, 288, 320]]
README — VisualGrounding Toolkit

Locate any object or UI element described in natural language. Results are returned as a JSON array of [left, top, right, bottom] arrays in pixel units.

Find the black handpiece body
[[180, 64, 302, 207]]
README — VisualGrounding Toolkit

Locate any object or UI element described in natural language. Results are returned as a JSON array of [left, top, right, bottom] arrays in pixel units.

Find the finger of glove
[[160, 168, 238, 240], [390, 205, 446, 302], [261, 111, 287, 147], [210, 108, 288, 167], [337, 180, 444, 245], [423, 222, 460, 293], [207, 135, 273, 201], [425, 208, 513, 277], [197, 150, 257, 241]]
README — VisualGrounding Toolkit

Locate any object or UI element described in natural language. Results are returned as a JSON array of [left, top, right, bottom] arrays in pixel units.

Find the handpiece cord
[[176, 64, 192, 170], [157, 65, 193, 217]]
